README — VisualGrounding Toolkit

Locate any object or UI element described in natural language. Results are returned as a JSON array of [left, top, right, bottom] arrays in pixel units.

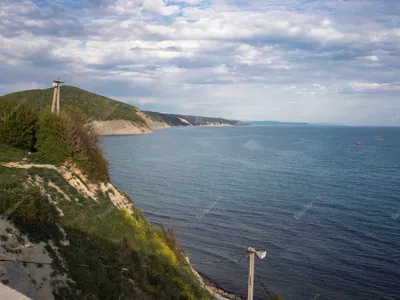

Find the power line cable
[[0, 255, 247, 269], [191, 255, 247, 266], [255, 273, 275, 297]]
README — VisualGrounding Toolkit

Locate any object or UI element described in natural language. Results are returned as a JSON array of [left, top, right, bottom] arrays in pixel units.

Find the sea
[[102, 125, 400, 300]]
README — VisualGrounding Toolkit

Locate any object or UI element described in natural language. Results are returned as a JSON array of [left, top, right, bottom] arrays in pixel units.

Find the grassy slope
[[0, 143, 27, 162], [0, 145, 212, 300], [0, 86, 146, 125]]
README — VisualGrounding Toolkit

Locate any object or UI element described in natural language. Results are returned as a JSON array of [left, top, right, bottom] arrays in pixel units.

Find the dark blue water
[[102, 126, 400, 300]]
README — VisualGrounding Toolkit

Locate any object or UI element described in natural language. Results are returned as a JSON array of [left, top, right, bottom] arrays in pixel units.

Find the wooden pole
[[56, 82, 60, 115], [248, 247, 255, 300], [51, 85, 57, 113]]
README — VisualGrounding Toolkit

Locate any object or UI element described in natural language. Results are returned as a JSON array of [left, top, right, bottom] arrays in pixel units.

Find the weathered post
[[247, 247, 267, 300], [51, 80, 58, 113], [247, 247, 255, 300], [51, 77, 64, 114]]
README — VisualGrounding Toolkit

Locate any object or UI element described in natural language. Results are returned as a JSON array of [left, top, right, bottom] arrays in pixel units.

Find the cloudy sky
[[1, 0, 399, 125]]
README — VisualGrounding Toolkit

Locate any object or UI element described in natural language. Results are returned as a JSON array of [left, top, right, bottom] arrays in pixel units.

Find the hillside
[[0, 86, 239, 135], [0, 98, 220, 299], [0, 86, 146, 124], [0, 145, 215, 299], [145, 112, 239, 127]]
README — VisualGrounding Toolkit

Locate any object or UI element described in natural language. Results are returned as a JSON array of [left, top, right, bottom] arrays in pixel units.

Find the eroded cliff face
[[0, 160, 214, 300], [91, 109, 170, 136], [0, 161, 139, 300], [90, 109, 238, 136]]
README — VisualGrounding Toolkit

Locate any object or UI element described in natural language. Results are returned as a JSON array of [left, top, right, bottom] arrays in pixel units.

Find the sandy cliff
[[91, 110, 170, 136]]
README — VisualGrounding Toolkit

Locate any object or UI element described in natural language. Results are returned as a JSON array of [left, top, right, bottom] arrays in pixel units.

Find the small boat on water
[[356, 142, 361, 146]]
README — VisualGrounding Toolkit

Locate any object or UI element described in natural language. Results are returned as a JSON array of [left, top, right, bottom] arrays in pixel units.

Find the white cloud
[[296, 84, 327, 98], [348, 82, 400, 92], [362, 56, 379, 62], [111, 0, 180, 15], [0, 0, 399, 125]]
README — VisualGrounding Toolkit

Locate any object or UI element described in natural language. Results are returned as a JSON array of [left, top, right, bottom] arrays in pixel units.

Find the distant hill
[[251, 120, 308, 126], [145, 111, 239, 126], [0, 86, 239, 129]]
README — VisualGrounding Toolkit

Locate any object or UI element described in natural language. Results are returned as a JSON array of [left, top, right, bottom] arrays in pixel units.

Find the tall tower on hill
[[51, 77, 64, 115]]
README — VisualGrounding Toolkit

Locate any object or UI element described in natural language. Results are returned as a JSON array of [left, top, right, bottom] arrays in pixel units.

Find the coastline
[[185, 256, 243, 300], [93, 119, 237, 136]]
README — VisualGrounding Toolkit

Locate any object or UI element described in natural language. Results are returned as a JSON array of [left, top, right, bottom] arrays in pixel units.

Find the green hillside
[[1, 86, 239, 127], [0, 96, 213, 299], [0, 86, 146, 125]]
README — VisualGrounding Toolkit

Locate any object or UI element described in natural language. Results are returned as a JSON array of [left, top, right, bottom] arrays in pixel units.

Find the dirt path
[[2, 162, 58, 170]]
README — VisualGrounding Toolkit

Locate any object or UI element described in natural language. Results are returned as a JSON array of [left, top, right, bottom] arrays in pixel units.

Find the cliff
[[0, 153, 213, 299]]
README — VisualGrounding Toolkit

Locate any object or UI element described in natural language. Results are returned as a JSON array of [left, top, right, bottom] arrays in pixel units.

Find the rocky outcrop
[[2, 162, 135, 215], [90, 120, 152, 136]]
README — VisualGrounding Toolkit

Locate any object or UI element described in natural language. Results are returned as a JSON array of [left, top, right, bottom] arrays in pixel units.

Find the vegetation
[[35, 108, 70, 164], [0, 86, 146, 125], [0, 162, 212, 299], [0, 91, 213, 299], [0, 98, 109, 182], [0, 85, 239, 128], [0, 99, 37, 151], [0, 85, 282, 299], [266, 292, 285, 300], [0, 142, 27, 162], [59, 105, 109, 182]]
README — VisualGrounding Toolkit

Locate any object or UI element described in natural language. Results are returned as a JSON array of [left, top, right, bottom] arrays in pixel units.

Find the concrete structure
[[51, 77, 63, 115]]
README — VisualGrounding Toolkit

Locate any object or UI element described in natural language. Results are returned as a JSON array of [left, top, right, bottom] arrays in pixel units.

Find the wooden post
[[248, 247, 255, 300], [56, 81, 60, 115], [51, 77, 64, 114], [51, 84, 57, 113]]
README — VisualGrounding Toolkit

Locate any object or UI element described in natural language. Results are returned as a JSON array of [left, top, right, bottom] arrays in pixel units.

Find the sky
[[0, 0, 399, 125]]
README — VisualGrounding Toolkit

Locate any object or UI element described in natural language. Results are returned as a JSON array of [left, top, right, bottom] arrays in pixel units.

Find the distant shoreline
[[95, 120, 239, 136]]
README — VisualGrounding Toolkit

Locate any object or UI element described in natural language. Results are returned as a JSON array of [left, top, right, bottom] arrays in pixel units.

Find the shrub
[[34, 105, 109, 182], [35, 107, 70, 164], [0, 99, 37, 151], [60, 105, 109, 182]]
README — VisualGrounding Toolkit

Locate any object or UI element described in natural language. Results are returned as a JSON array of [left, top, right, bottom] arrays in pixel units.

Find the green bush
[[60, 105, 109, 182], [34, 105, 109, 182], [35, 107, 71, 164], [0, 99, 37, 151]]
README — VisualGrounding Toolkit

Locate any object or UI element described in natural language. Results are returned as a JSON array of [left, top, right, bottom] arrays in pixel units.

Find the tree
[[35, 106, 71, 164], [60, 105, 109, 182], [0, 99, 37, 151]]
